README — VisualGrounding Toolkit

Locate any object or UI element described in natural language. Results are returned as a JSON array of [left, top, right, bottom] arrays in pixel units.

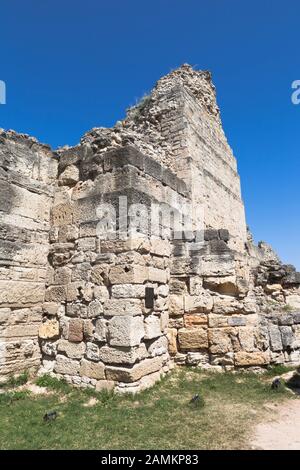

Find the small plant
[[283, 304, 293, 312], [0, 390, 30, 405], [35, 374, 71, 394], [0, 372, 29, 389]]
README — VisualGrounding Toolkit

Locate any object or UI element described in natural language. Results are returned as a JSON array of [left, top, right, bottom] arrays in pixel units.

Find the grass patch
[[0, 368, 295, 450], [0, 372, 29, 390]]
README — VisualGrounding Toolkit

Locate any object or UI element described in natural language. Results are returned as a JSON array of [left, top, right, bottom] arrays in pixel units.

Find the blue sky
[[0, 0, 299, 269]]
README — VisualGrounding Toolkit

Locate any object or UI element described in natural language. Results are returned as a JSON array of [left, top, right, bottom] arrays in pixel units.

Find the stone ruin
[[1, 64, 300, 393]]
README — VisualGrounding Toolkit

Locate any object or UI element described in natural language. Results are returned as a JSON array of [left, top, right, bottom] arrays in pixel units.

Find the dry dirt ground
[[251, 398, 300, 450]]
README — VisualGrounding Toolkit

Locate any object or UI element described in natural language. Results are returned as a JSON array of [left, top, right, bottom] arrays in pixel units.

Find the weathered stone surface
[[98, 344, 148, 365], [57, 340, 86, 359], [103, 299, 142, 317], [234, 351, 269, 366], [167, 328, 178, 354], [80, 358, 105, 379], [184, 292, 213, 313], [178, 327, 208, 350], [38, 320, 59, 340], [68, 319, 84, 342], [184, 313, 208, 328], [105, 356, 166, 383], [144, 315, 162, 340], [54, 355, 80, 375], [111, 284, 145, 299], [108, 316, 144, 347]]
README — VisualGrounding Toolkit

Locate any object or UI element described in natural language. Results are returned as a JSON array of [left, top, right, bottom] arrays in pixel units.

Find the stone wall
[[40, 145, 189, 392], [0, 65, 300, 389], [0, 130, 57, 377]]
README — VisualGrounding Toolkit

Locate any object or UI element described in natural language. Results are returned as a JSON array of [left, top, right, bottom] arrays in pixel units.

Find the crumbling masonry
[[1, 64, 300, 392]]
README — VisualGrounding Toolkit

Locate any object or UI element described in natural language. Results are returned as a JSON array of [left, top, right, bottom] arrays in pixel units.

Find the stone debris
[[0, 65, 300, 393]]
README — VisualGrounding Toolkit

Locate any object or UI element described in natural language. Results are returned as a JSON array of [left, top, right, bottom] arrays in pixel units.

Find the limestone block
[[103, 299, 142, 317], [144, 315, 162, 340], [91, 264, 110, 285], [213, 296, 242, 315], [83, 319, 94, 340], [105, 355, 166, 383], [169, 278, 187, 294], [234, 351, 270, 366], [208, 328, 235, 354], [269, 324, 283, 351], [94, 318, 107, 342], [280, 326, 294, 348], [238, 327, 255, 352], [109, 265, 148, 285], [53, 267, 72, 285], [200, 255, 235, 277], [88, 300, 103, 318], [189, 276, 203, 296], [227, 316, 246, 327], [42, 302, 59, 316], [57, 340, 86, 359], [108, 316, 144, 347], [66, 304, 87, 318], [184, 313, 208, 328], [148, 267, 168, 284], [98, 344, 148, 365], [147, 335, 169, 357], [149, 238, 171, 257], [68, 318, 83, 342], [111, 284, 145, 299], [94, 286, 110, 301], [80, 359, 105, 380], [156, 285, 169, 297], [54, 355, 80, 375], [39, 319, 59, 340], [45, 286, 67, 303], [0, 281, 45, 305], [86, 342, 100, 361], [178, 327, 208, 350], [167, 328, 178, 355], [169, 295, 184, 316], [184, 291, 213, 313]]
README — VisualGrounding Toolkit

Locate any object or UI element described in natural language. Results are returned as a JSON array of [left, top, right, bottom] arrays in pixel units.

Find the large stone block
[[80, 358, 105, 380], [108, 316, 144, 347], [68, 318, 84, 342], [144, 315, 162, 340], [184, 291, 213, 313], [178, 327, 208, 350], [103, 299, 142, 317], [109, 265, 148, 284], [234, 351, 270, 366], [105, 355, 166, 383], [208, 328, 235, 354], [98, 344, 148, 365], [54, 355, 80, 375], [57, 340, 86, 359], [39, 319, 59, 340], [111, 284, 145, 299]]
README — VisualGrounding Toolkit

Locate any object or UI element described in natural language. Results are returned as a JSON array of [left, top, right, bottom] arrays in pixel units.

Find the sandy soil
[[251, 399, 300, 450]]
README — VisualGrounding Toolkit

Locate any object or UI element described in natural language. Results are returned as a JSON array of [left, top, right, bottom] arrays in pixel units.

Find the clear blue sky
[[0, 1, 299, 269]]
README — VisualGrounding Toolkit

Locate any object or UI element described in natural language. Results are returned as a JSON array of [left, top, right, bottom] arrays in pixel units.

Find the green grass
[[0, 371, 29, 389], [0, 368, 295, 450]]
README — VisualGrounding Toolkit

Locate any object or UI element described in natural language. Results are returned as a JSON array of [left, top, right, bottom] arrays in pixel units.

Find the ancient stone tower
[[1, 65, 300, 392]]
